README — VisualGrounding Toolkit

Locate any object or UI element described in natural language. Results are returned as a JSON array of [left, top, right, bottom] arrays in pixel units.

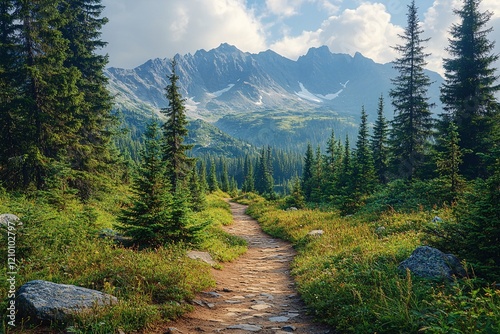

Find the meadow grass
[[0, 189, 246, 333], [245, 196, 500, 333]]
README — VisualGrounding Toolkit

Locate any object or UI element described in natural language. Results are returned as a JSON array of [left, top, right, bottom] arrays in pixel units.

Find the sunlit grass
[[0, 189, 246, 333], [245, 196, 500, 333]]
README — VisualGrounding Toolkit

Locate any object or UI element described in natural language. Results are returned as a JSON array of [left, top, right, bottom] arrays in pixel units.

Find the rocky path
[[161, 202, 332, 334]]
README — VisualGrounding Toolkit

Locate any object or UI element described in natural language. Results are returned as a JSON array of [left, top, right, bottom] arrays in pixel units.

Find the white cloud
[[101, 0, 266, 68], [423, 0, 500, 75], [271, 2, 403, 63], [266, 0, 303, 17], [315, 0, 341, 15], [422, 0, 462, 74]]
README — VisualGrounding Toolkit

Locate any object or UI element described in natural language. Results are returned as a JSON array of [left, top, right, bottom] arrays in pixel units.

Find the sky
[[100, 0, 500, 75]]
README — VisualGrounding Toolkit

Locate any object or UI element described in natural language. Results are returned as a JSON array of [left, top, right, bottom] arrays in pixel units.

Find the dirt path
[[161, 202, 333, 333]]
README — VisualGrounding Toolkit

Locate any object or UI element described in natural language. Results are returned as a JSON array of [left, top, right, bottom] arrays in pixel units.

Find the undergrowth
[[244, 195, 500, 333], [0, 189, 246, 333]]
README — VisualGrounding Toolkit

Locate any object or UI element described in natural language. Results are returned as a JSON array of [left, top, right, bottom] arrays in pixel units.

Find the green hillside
[[215, 109, 359, 151]]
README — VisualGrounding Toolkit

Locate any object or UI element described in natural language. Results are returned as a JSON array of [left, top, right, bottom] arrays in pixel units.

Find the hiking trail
[[160, 201, 333, 333]]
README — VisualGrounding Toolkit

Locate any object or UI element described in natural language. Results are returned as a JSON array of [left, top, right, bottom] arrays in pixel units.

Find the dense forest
[[0, 0, 499, 333]]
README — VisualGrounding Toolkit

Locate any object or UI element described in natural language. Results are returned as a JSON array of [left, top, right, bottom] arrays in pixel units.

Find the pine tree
[[325, 130, 342, 179], [188, 166, 206, 211], [287, 176, 305, 209], [242, 155, 255, 193], [17, 0, 84, 190], [389, 0, 434, 180], [436, 122, 464, 201], [162, 58, 194, 191], [265, 146, 275, 197], [440, 0, 500, 178], [254, 147, 274, 197], [310, 146, 324, 203], [117, 120, 174, 246], [301, 143, 314, 201], [254, 147, 266, 194], [220, 159, 230, 192], [0, 0, 23, 186], [208, 158, 219, 192], [58, 0, 116, 198], [371, 95, 390, 183], [335, 135, 357, 214], [198, 159, 209, 194], [353, 106, 376, 195]]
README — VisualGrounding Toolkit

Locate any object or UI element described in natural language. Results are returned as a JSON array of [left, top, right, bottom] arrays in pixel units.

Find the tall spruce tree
[[198, 159, 209, 194], [310, 146, 324, 203], [162, 58, 194, 191], [16, 0, 83, 190], [242, 155, 255, 193], [220, 159, 230, 192], [440, 0, 500, 178], [371, 95, 390, 183], [0, 0, 114, 195], [188, 167, 206, 211], [301, 143, 314, 201], [58, 0, 115, 198], [353, 106, 376, 195], [336, 135, 356, 214], [208, 158, 219, 192], [389, 0, 434, 180], [265, 146, 275, 197], [0, 0, 22, 186]]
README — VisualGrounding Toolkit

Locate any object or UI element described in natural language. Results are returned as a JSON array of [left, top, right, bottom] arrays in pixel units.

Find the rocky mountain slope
[[105, 43, 443, 123]]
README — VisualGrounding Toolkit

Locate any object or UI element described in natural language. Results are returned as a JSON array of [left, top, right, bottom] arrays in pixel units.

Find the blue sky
[[100, 0, 500, 74]]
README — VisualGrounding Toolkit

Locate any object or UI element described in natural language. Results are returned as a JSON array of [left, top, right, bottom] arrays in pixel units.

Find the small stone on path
[[281, 325, 297, 332], [251, 303, 272, 310], [227, 324, 262, 331], [269, 316, 290, 322]]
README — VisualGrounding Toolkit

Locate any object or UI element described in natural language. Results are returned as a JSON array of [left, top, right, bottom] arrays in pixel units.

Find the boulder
[[17, 280, 118, 325], [398, 246, 466, 280], [0, 213, 21, 230]]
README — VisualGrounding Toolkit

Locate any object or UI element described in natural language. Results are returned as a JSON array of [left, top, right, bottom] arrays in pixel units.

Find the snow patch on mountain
[[295, 81, 347, 103], [210, 84, 235, 98], [254, 95, 263, 106], [317, 90, 343, 100], [295, 82, 322, 103]]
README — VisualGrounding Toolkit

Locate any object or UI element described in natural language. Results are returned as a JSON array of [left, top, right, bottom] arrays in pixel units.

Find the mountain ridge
[[105, 43, 444, 123]]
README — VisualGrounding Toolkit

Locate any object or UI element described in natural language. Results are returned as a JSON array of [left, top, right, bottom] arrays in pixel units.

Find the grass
[[0, 189, 247, 333], [243, 195, 500, 333]]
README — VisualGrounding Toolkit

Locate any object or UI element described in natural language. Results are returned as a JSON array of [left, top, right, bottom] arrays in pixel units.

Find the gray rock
[[307, 230, 324, 237], [269, 316, 290, 322], [282, 325, 297, 332], [187, 251, 217, 266], [286, 207, 298, 211], [98, 228, 132, 245], [375, 226, 386, 236], [0, 214, 21, 230], [227, 324, 262, 331], [398, 246, 466, 280], [432, 216, 443, 223], [203, 291, 223, 298], [17, 280, 118, 324]]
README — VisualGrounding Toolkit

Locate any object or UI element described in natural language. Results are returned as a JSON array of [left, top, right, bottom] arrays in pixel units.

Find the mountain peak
[[305, 45, 332, 57], [214, 43, 240, 53]]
